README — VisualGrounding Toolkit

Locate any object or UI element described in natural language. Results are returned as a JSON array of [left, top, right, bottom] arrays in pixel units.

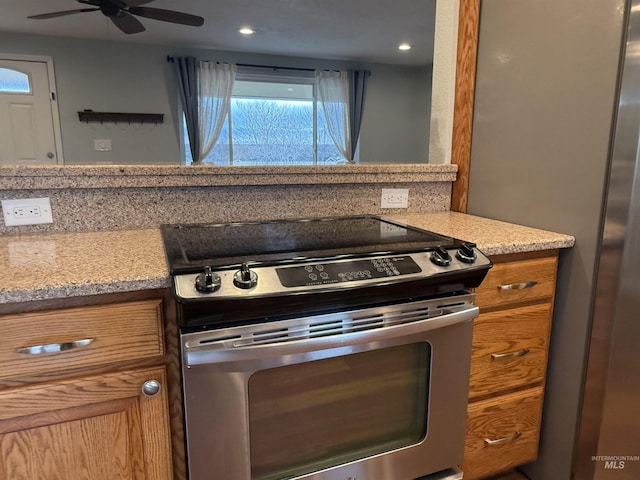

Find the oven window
[[247, 342, 431, 480]]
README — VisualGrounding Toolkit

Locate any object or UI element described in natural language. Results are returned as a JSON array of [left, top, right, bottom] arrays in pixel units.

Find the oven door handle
[[184, 305, 478, 366]]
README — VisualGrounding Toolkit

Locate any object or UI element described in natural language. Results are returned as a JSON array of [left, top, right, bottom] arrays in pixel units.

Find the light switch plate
[[94, 139, 112, 151], [2, 198, 54, 226]]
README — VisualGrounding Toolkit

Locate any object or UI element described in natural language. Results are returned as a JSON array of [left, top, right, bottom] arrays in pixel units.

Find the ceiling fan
[[27, 0, 205, 35]]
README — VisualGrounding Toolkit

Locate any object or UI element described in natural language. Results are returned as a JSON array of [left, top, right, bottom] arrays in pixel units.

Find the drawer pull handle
[[491, 348, 531, 360], [498, 281, 538, 290], [484, 431, 522, 446], [15, 338, 94, 355]]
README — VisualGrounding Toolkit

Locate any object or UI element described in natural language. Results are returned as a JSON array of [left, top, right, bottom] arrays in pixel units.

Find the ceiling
[[0, 0, 436, 66]]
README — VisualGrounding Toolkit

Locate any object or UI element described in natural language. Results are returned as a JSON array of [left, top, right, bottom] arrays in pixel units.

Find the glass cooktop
[[161, 215, 466, 274]]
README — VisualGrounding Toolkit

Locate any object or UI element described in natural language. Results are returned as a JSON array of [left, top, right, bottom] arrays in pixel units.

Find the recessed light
[[398, 43, 412, 51], [239, 27, 255, 35]]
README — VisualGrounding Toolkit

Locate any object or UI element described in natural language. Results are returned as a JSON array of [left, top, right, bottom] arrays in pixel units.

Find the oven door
[[181, 294, 477, 480]]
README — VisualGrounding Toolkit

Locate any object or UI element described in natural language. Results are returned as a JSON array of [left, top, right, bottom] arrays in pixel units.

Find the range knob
[[233, 263, 258, 289], [456, 242, 477, 264], [430, 247, 452, 267], [195, 266, 221, 293]]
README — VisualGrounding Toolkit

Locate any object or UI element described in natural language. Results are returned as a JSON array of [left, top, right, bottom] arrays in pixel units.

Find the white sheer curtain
[[316, 70, 352, 163], [197, 62, 236, 163]]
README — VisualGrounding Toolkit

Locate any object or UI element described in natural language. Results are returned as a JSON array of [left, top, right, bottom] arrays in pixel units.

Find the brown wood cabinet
[[0, 248, 560, 480], [0, 298, 173, 480], [463, 250, 558, 479]]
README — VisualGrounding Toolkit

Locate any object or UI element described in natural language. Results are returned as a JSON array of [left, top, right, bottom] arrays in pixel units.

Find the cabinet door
[[0, 366, 172, 480]]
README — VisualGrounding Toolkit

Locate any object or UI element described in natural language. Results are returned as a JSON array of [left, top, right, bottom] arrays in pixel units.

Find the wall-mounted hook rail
[[78, 110, 164, 125]]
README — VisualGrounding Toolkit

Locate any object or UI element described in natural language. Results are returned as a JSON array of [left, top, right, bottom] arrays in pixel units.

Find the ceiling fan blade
[[28, 8, 99, 20], [126, 0, 156, 6], [110, 12, 146, 34], [77, 0, 101, 6], [128, 7, 204, 27]]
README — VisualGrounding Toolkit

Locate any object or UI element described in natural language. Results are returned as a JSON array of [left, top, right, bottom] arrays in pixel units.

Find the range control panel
[[173, 247, 492, 301], [276, 256, 422, 287]]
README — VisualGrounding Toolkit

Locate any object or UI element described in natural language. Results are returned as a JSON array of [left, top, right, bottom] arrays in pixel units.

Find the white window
[[0, 67, 31, 94], [184, 72, 346, 165]]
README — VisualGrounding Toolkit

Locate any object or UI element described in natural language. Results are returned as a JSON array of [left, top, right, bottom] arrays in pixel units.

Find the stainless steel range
[[161, 215, 492, 480]]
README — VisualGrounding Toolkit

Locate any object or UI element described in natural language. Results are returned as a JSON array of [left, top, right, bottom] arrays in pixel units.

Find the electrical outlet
[[381, 188, 409, 208], [2, 198, 53, 226]]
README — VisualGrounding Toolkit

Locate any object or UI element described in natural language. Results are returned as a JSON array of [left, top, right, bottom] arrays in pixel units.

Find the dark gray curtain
[[174, 57, 200, 163], [348, 69, 371, 159]]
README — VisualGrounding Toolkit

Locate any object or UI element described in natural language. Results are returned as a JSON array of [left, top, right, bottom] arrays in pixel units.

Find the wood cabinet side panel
[[163, 296, 187, 480]]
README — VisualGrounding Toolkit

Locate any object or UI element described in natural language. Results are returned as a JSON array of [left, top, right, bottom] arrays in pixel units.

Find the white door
[[0, 58, 61, 165]]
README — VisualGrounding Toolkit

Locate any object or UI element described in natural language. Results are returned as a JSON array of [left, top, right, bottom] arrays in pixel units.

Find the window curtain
[[198, 62, 236, 162], [316, 70, 351, 162], [174, 58, 236, 164], [174, 57, 200, 162], [348, 70, 371, 159], [316, 69, 371, 163]]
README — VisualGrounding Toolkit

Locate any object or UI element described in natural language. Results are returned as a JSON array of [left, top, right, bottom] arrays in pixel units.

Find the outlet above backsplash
[[381, 188, 409, 208]]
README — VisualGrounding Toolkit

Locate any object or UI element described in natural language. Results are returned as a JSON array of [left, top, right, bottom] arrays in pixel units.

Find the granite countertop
[[0, 229, 170, 305], [386, 212, 575, 255], [0, 212, 575, 305]]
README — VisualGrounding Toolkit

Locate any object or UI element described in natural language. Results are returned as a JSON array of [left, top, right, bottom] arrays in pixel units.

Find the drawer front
[[475, 255, 557, 310], [463, 386, 544, 480], [469, 303, 552, 399], [0, 300, 164, 380]]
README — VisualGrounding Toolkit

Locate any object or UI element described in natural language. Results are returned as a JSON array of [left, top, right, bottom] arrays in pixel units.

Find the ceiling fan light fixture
[[28, 0, 205, 34]]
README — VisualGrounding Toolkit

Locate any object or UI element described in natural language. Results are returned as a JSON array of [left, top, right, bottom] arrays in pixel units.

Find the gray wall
[[0, 31, 431, 165], [467, 0, 625, 478], [359, 63, 432, 163], [1, 34, 178, 165]]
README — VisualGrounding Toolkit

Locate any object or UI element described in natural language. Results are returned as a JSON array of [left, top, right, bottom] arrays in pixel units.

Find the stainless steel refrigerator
[[573, 1, 640, 477], [467, 0, 639, 478]]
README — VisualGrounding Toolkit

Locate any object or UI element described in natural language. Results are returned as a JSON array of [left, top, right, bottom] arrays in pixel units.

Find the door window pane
[[248, 342, 431, 480], [0, 68, 31, 93]]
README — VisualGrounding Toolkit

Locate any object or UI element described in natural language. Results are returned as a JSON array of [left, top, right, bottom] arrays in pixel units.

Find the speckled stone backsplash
[[0, 165, 455, 235]]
